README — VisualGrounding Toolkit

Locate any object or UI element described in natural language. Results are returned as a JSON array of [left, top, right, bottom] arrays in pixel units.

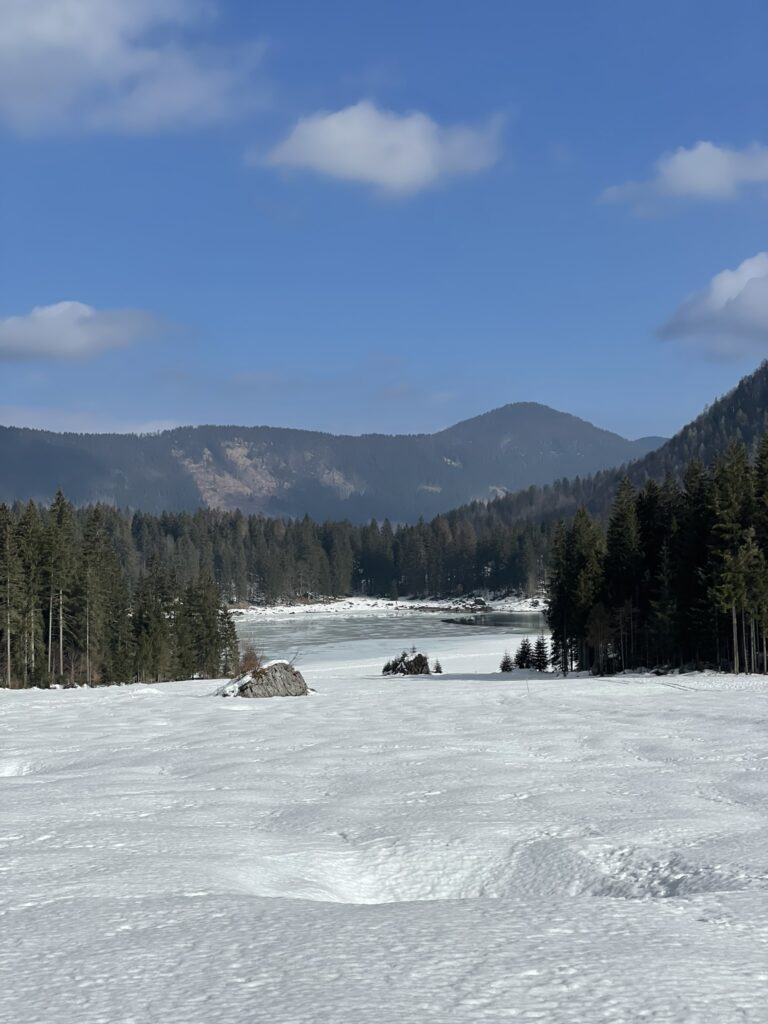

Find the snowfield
[[2, 627, 768, 1022]]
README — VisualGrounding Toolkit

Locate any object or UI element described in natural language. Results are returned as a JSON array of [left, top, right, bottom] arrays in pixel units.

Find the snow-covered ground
[[2, 622, 767, 1023], [232, 593, 543, 619]]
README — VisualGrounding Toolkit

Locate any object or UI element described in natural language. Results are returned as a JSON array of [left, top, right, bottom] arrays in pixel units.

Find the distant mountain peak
[[0, 404, 665, 522]]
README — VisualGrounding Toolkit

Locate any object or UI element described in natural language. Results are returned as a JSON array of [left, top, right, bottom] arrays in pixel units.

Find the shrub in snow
[[239, 643, 264, 674], [499, 651, 514, 673], [433, 659, 443, 674], [383, 650, 431, 676]]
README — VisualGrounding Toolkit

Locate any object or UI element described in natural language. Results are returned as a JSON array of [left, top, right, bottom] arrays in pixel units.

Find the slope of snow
[[1, 634, 767, 1022]]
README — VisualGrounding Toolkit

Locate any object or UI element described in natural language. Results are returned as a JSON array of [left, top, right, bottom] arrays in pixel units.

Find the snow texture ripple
[[1, 623, 767, 1022]]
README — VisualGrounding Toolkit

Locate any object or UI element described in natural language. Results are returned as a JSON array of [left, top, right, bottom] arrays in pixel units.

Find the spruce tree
[[15, 502, 44, 687], [0, 505, 21, 688], [514, 637, 532, 669], [603, 479, 642, 669], [532, 635, 549, 672]]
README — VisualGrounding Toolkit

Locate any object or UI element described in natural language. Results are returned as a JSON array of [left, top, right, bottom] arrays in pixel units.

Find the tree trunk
[[5, 582, 11, 689], [47, 589, 53, 677], [732, 602, 739, 674], [741, 606, 749, 674], [86, 594, 90, 686], [58, 588, 64, 678]]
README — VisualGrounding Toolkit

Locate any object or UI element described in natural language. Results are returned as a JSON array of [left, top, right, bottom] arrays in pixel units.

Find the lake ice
[[1, 610, 767, 1022]]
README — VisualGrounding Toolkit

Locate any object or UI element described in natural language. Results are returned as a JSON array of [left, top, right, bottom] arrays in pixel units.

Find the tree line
[[0, 488, 552, 688], [546, 437, 768, 674], [114, 504, 550, 603], [0, 492, 238, 688]]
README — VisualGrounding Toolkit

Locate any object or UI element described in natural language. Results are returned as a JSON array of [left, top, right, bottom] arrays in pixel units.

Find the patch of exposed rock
[[216, 661, 310, 698]]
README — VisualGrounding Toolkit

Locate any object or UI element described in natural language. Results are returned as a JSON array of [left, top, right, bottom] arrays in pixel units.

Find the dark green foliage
[[514, 638, 533, 669], [433, 659, 443, 674], [546, 508, 603, 673], [545, 437, 768, 675], [0, 495, 237, 688], [499, 651, 514, 672], [383, 651, 431, 675], [533, 636, 550, 672]]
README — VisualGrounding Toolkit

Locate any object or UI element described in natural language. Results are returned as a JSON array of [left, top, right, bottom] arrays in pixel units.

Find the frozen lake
[[2, 613, 767, 1023], [235, 608, 546, 676]]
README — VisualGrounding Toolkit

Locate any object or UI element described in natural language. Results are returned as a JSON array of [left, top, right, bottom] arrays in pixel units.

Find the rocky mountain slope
[[0, 403, 664, 522]]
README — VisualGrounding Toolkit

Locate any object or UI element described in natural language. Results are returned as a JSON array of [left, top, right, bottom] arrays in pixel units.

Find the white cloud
[[659, 252, 768, 355], [0, 0, 264, 134], [259, 101, 502, 193], [602, 141, 768, 211], [0, 301, 163, 359]]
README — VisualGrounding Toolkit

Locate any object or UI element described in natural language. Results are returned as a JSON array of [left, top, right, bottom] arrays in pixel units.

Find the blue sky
[[1, 0, 767, 439]]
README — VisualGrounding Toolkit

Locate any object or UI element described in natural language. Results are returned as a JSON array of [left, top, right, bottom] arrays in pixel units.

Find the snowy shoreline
[[231, 594, 544, 620]]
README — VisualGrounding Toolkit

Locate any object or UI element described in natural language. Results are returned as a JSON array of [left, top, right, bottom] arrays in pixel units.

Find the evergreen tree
[[45, 491, 75, 682], [0, 505, 21, 688], [532, 635, 549, 672], [15, 502, 44, 687], [603, 479, 642, 669], [514, 638, 533, 669]]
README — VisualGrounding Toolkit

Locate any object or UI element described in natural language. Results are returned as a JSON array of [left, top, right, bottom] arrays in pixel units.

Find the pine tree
[[532, 635, 549, 672], [514, 637, 533, 669], [0, 505, 21, 688], [603, 479, 642, 669], [500, 651, 514, 672], [15, 502, 44, 687], [45, 491, 75, 682]]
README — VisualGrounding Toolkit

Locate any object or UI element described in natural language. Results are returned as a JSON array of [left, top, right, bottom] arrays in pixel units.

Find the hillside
[[0, 403, 663, 522], [478, 361, 768, 527]]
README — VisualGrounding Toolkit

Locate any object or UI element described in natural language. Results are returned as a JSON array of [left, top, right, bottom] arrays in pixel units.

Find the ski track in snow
[[1, 627, 768, 1023]]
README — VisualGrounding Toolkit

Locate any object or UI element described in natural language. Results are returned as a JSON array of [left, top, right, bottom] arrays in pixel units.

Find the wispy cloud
[[602, 141, 768, 213], [257, 100, 503, 193], [0, 301, 165, 360], [0, 0, 265, 134], [659, 252, 768, 356]]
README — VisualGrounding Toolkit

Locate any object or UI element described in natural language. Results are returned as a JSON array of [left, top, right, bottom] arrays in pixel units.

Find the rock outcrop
[[216, 661, 309, 698], [382, 650, 432, 676]]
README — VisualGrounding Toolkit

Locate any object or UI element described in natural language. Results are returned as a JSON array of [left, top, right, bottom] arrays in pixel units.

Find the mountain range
[[479, 361, 768, 528], [0, 403, 664, 522]]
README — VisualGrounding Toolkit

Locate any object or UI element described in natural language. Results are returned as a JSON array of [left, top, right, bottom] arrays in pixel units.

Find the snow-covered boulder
[[216, 661, 309, 698]]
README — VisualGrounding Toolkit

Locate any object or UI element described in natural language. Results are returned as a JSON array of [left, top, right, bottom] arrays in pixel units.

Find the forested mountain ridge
[[0, 403, 663, 522], [475, 361, 768, 527]]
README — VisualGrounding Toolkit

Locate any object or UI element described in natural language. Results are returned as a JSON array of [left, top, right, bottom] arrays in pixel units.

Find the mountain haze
[[0, 403, 663, 522]]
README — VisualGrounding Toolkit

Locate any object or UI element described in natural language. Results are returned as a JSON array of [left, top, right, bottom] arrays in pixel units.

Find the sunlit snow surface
[[2, 621, 768, 1023]]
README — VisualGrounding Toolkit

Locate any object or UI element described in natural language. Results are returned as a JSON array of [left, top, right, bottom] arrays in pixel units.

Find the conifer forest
[[547, 437, 768, 674]]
